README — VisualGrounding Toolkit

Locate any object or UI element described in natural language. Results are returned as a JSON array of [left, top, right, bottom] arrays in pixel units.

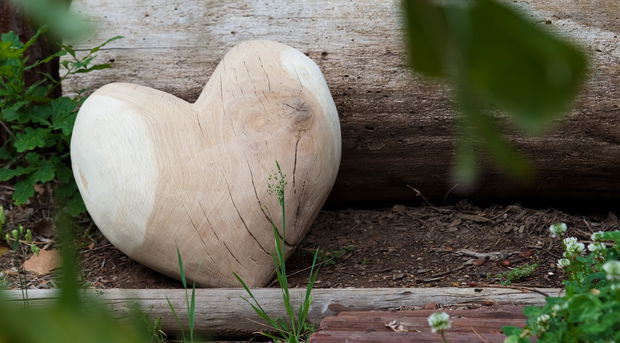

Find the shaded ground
[[2, 192, 618, 290]]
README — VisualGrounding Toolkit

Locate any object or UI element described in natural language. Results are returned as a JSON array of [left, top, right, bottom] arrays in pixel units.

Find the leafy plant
[[402, 0, 588, 183], [0, 210, 154, 343], [0, 26, 122, 215], [1, 204, 42, 306], [235, 162, 320, 343], [496, 263, 538, 285], [503, 224, 620, 342], [166, 248, 198, 343]]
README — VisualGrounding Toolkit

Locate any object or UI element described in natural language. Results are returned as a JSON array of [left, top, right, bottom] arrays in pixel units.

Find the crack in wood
[[223, 175, 271, 256], [197, 201, 242, 266]]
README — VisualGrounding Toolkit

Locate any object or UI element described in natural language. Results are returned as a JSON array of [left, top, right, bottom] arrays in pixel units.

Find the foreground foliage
[[503, 225, 620, 342], [0, 212, 154, 343], [402, 0, 588, 183], [0, 27, 121, 214], [236, 162, 320, 343]]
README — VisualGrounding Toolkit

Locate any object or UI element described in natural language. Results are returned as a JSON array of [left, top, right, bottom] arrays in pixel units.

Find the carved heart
[[70, 40, 341, 287]]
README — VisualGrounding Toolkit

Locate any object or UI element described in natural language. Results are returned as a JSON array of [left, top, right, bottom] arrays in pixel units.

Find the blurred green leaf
[[402, 0, 588, 182], [10, 0, 91, 41]]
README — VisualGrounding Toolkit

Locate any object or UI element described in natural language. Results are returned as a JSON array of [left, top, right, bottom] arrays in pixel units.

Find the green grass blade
[[176, 247, 187, 289], [189, 282, 196, 342], [166, 296, 186, 342]]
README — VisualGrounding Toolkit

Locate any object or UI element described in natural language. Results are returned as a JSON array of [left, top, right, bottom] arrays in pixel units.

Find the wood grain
[[70, 40, 341, 287], [62, 0, 620, 205], [311, 306, 527, 343], [2, 287, 557, 337]]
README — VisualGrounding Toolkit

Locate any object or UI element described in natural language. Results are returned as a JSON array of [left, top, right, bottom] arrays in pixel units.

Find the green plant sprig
[[503, 224, 620, 342], [235, 162, 320, 343], [0, 26, 122, 215]]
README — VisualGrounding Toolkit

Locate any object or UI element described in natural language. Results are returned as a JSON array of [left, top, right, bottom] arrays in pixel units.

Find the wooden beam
[[2, 287, 559, 337], [62, 0, 620, 205]]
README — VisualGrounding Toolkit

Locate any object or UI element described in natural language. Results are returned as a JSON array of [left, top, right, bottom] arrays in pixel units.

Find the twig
[[442, 183, 459, 205], [406, 185, 451, 213], [471, 326, 491, 343], [490, 284, 550, 298]]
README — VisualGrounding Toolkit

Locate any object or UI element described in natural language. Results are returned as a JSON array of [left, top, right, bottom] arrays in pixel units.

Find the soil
[[2, 188, 619, 290]]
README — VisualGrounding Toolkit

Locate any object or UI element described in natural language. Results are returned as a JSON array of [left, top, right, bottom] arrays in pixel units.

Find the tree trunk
[[61, 0, 620, 206]]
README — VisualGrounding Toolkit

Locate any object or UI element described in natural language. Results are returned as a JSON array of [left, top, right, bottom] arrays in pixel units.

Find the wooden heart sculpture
[[70, 40, 341, 287]]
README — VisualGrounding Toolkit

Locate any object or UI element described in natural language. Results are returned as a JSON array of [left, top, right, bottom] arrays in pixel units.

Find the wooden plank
[[1, 287, 556, 337], [311, 306, 527, 342], [62, 0, 620, 205], [310, 331, 510, 343]]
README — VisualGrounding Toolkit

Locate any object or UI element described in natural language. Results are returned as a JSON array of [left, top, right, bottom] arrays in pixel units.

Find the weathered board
[[310, 306, 527, 343], [63, 0, 620, 205], [2, 287, 557, 337]]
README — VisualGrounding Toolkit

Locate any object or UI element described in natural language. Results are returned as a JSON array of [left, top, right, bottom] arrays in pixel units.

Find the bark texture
[[62, 0, 620, 205]]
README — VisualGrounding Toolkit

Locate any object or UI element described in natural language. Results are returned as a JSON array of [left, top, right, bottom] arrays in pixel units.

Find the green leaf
[[64, 194, 86, 216], [1, 101, 29, 121], [464, 0, 587, 133], [0, 167, 34, 181], [567, 294, 601, 323], [31, 161, 55, 183], [88, 35, 124, 54], [14, 127, 51, 152], [13, 176, 35, 205], [402, 0, 450, 78], [1, 32, 23, 48], [50, 97, 77, 136], [0, 147, 11, 161], [74, 64, 112, 73]]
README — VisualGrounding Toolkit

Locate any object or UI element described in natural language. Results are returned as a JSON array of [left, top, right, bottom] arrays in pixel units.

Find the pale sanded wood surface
[[63, 0, 620, 205], [2, 287, 557, 337], [70, 40, 341, 287]]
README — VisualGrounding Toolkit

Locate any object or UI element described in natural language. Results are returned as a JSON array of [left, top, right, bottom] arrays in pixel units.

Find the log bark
[[2, 287, 557, 337], [62, 0, 620, 205]]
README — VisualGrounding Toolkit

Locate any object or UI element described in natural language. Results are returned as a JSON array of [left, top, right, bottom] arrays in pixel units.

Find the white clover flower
[[611, 284, 620, 291], [557, 258, 571, 269], [591, 231, 606, 242], [587, 242, 606, 254], [550, 304, 564, 316], [603, 260, 620, 281], [427, 312, 451, 333], [549, 223, 567, 238], [563, 237, 585, 259], [536, 314, 551, 332]]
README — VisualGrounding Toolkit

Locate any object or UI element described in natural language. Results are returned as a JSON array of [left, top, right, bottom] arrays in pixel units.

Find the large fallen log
[[2, 287, 558, 337], [63, 0, 620, 205]]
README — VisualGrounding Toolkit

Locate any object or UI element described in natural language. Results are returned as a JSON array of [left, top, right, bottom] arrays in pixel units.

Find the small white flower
[[603, 260, 620, 281], [587, 242, 606, 253], [591, 231, 606, 242], [427, 312, 451, 333], [563, 237, 585, 258], [557, 258, 571, 268], [611, 283, 620, 291], [549, 223, 567, 238], [536, 314, 551, 331]]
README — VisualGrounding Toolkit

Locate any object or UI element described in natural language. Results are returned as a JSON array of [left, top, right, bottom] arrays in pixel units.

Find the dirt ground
[[2, 188, 618, 290]]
